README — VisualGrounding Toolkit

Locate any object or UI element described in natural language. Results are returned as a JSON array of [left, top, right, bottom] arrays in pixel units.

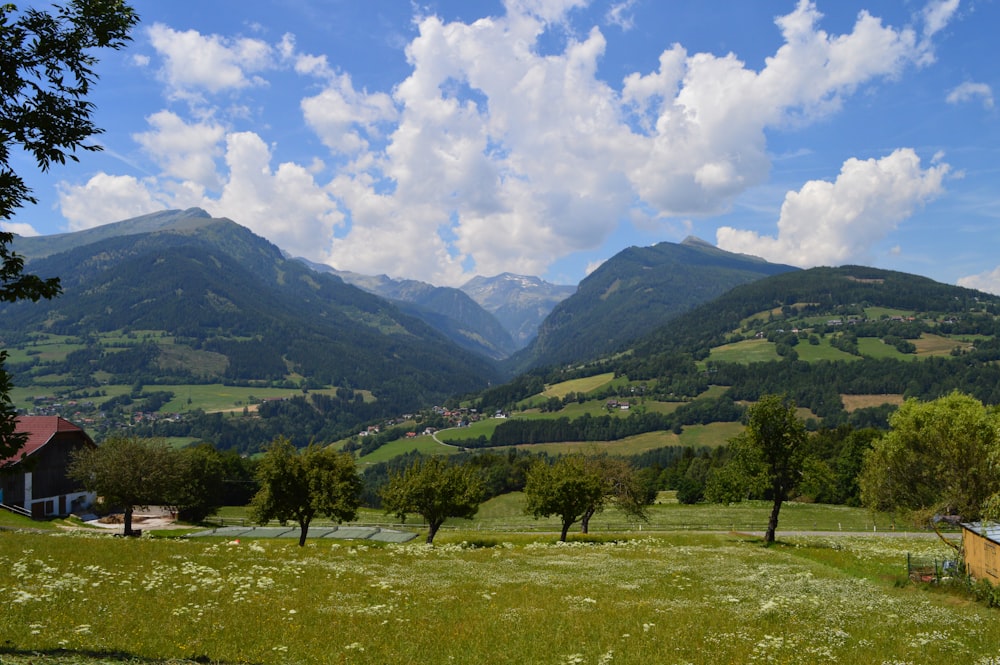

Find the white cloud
[[301, 73, 397, 155], [58, 174, 166, 230], [605, 1, 637, 30], [958, 267, 1000, 296], [715, 148, 950, 266], [133, 111, 225, 188], [147, 23, 274, 101], [0, 221, 41, 236], [922, 0, 960, 39], [207, 132, 343, 259], [59, 1, 951, 285], [947, 81, 995, 109]]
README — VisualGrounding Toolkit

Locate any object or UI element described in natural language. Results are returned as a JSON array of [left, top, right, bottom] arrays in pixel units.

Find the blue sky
[[6, 0, 1000, 291]]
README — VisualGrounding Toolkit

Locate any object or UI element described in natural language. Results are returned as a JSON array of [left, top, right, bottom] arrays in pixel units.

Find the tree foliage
[[250, 437, 361, 546], [859, 391, 1000, 547], [1, 0, 137, 460], [68, 435, 185, 536], [579, 455, 652, 534], [380, 456, 484, 544], [729, 394, 808, 545], [524, 455, 605, 541]]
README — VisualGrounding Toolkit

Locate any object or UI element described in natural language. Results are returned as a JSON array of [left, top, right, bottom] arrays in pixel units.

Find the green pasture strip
[[436, 418, 503, 443], [2, 334, 80, 364], [794, 338, 860, 362], [157, 384, 341, 413], [542, 372, 616, 398], [0, 529, 990, 665], [677, 421, 742, 447], [437, 418, 740, 454], [357, 434, 458, 465], [865, 306, 915, 319], [915, 333, 969, 356], [708, 338, 779, 364], [857, 337, 909, 360]]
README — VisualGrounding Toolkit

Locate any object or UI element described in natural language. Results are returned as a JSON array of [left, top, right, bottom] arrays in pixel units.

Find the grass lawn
[[542, 372, 616, 398], [0, 525, 989, 665]]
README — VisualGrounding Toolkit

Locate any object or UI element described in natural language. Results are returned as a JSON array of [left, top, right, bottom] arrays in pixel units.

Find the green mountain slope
[[508, 237, 797, 371], [457, 265, 1000, 457], [5, 210, 500, 414]]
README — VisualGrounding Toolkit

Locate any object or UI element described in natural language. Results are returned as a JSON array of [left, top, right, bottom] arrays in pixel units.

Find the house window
[[986, 542, 997, 578]]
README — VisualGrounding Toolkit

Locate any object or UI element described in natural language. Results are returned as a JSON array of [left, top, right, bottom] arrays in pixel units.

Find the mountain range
[[8, 208, 1000, 452], [5, 209, 500, 412]]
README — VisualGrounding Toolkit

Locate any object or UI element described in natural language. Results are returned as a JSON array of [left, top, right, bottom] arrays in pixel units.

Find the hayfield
[[0, 528, 996, 665]]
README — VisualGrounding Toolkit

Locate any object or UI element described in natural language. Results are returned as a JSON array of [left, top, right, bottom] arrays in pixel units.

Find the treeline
[[643, 425, 879, 507]]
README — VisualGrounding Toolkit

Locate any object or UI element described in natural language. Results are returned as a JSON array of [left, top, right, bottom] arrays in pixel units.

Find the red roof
[[1, 416, 94, 466]]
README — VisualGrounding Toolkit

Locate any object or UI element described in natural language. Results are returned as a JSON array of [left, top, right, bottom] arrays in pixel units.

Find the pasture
[[0, 526, 994, 665]]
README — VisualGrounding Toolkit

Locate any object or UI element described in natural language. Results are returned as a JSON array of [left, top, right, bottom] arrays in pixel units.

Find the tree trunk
[[426, 520, 442, 545], [930, 520, 960, 552], [298, 519, 310, 547], [765, 495, 782, 545], [560, 519, 571, 542], [581, 508, 594, 534], [124, 506, 134, 536]]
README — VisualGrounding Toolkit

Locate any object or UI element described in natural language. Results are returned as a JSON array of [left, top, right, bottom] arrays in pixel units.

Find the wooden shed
[[0, 416, 96, 518], [961, 522, 1000, 585]]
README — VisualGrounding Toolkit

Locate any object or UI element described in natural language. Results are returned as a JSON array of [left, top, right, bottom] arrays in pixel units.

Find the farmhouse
[[961, 522, 1000, 585], [0, 416, 96, 518]]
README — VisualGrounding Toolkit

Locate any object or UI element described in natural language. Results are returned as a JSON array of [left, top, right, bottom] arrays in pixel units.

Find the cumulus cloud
[[0, 221, 41, 236], [947, 81, 995, 109], [147, 23, 274, 101], [716, 149, 950, 266], [58, 174, 167, 230], [133, 111, 226, 188], [958, 268, 1000, 296], [58, 1, 951, 285]]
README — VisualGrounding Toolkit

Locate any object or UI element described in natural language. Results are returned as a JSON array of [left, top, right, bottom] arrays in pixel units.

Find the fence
[[907, 552, 957, 583]]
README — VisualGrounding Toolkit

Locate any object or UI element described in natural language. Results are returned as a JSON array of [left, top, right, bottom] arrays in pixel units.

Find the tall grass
[[0, 529, 994, 665]]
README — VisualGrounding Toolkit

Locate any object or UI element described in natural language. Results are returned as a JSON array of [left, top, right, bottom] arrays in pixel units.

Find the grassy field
[[0, 523, 992, 665], [543, 372, 617, 398]]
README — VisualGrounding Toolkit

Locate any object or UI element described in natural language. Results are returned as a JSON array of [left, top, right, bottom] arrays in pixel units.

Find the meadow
[[0, 526, 996, 665]]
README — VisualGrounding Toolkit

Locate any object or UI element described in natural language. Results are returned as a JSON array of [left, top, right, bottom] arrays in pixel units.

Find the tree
[[730, 394, 808, 545], [380, 456, 484, 544], [579, 455, 651, 534], [250, 437, 361, 546], [860, 391, 1000, 549], [524, 455, 605, 541], [174, 443, 227, 523], [68, 435, 185, 536], [1, 0, 138, 459]]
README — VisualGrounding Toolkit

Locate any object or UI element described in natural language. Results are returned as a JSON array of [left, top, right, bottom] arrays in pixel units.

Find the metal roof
[[961, 522, 1000, 545]]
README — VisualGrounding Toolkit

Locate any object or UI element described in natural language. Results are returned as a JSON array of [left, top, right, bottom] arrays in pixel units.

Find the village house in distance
[[0, 416, 96, 518]]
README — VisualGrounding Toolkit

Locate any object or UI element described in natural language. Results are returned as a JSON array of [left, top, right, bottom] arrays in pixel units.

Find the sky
[[6, 0, 1000, 291]]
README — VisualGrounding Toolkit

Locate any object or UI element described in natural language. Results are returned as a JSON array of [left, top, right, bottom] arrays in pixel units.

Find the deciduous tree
[[68, 435, 185, 536], [729, 394, 808, 545], [860, 391, 1000, 549], [1, 0, 137, 459], [524, 455, 604, 542], [250, 437, 361, 546], [579, 455, 651, 534], [380, 456, 484, 544]]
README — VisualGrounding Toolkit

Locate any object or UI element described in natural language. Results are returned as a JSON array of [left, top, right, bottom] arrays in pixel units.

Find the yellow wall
[[963, 526, 1000, 585]]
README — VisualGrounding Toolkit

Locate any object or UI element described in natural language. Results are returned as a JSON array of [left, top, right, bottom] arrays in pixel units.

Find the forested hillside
[[4, 210, 500, 446], [456, 266, 1000, 453], [508, 237, 797, 371]]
